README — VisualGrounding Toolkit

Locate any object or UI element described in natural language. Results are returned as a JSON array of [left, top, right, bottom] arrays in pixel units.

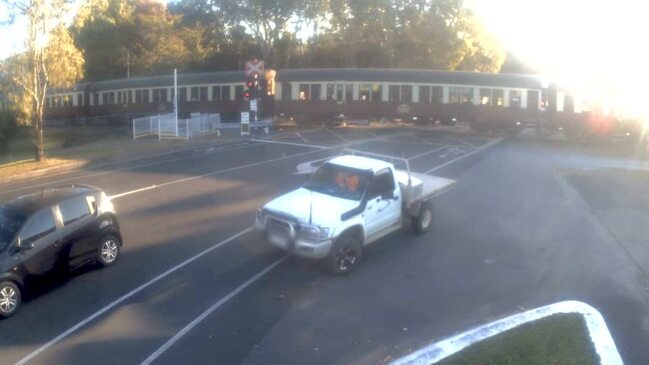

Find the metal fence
[[133, 113, 222, 140]]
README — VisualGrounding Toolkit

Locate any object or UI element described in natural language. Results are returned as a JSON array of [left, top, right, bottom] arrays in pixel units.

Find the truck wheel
[[412, 202, 433, 235], [0, 281, 21, 318], [326, 235, 362, 275]]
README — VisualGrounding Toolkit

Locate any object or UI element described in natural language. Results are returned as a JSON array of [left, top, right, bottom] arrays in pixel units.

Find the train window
[[400, 85, 412, 103], [371, 84, 382, 102], [135, 90, 142, 103], [212, 86, 221, 101], [432, 86, 443, 104], [493, 89, 504, 106], [337, 84, 344, 101], [45, 97, 51, 108], [190, 87, 199, 101], [93, 93, 99, 106], [235, 85, 244, 100], [153, 89, 161, 103], [509, 90, 521, 108], [359, 84, 370, 101], [299, 84, 309, 100], [449, 87, 462, 104], [281, 83, 292, 100], [564, 95, 574, 113], [143, 89, 150, 103], [221, 86, 230, 101], [160, 89, 168, 103], [179, 88, 187, 102], [388, 85, 399, 102], [77, 94, 84, 106], [326, 84, 335, 100], [62, 95, 71, 107], [310, 84, 321, 100], [527, 90, 539, 110], [128, 90, 133, 104], [461, 87, 473, 104], [345, 84, 353, 102], [480, 88, 492, 105], [419, 86, 431, 103]]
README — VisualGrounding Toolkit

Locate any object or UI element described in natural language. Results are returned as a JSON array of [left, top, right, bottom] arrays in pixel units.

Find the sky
[[2, 0, 649, 117]]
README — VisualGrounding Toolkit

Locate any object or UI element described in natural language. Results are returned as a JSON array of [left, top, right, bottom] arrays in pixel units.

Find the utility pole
[[126, 49, 130, 80]]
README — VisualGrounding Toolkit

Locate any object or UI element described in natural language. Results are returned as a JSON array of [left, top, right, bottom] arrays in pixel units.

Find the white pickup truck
[[255, 150, 455, 274]]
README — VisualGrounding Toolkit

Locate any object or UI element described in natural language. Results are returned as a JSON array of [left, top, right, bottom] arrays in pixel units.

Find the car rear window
[[59, 196, 91, 225]]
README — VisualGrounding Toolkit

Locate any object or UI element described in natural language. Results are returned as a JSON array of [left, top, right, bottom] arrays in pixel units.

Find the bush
[[0, 110, 19, 154]]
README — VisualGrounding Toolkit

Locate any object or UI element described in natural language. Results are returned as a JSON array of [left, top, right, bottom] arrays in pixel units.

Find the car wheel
[[0, 281, 21, 318], [97, 235, 121, 267], [412, 202, 433, 235], [326, 235, 362, 275]]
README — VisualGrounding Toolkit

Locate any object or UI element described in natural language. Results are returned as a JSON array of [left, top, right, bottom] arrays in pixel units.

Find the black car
[[0, 185, 122, 318]]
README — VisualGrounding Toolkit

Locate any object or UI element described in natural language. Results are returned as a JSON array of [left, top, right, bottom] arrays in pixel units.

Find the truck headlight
[[299, 225, 330, 242]]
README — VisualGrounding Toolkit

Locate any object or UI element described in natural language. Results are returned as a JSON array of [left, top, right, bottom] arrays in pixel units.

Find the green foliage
[[72, 0, 505, 79]]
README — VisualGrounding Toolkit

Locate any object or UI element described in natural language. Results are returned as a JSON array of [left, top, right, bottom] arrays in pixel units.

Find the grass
[[436, 314, 600, 365], [0, 127, 224, 179]]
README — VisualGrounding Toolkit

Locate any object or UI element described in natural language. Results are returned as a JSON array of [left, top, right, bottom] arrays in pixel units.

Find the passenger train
[[40, 68, 623, 139]]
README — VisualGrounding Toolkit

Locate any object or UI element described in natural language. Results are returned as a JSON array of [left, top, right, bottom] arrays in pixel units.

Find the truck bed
[[394, 170, 456, 207]]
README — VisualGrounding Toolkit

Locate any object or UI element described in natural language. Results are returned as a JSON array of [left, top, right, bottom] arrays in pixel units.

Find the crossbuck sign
[[245, 60, 264, 76]]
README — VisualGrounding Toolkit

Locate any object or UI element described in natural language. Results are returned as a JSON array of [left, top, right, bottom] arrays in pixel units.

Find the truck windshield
[[0, 207, 25, 252], [304, 163, 370, 201]]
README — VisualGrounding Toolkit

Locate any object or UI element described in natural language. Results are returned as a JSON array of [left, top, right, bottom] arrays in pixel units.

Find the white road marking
[[294, 132, 310, 143], [390, 300, 623, 365], [324, 128, 349, 142], [250, 138, 328, 150], [407, 146, 449, 160], [441, 133, 478, 148], [0, 142, 265, 196], [425, 137, 503, 174], [139, 256, 288, 365], [110, 147, 330, 200], [14, 228, 253, 365]]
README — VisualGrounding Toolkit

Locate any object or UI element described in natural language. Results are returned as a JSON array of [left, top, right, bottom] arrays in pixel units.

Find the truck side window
[[369, 170, 394, 198]]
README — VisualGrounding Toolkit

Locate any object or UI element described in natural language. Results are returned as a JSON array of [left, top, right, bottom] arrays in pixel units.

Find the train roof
[[46, 68, 546, 95], [276, 68, 544, 89], [48, 71, 249, 94]]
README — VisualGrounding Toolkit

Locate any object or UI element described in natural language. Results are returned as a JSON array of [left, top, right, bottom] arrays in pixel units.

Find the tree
[[74, 0, 192, 80], [0, 0, 84, 161], [215, 0, 308, 66]]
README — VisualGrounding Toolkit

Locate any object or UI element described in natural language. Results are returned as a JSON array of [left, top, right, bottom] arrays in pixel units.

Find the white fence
[[133, 113, 221, 140]]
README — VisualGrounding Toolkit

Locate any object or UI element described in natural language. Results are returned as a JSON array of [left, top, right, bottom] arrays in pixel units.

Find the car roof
[[6, 185, 100, 216], [327, 155, 392, 173]]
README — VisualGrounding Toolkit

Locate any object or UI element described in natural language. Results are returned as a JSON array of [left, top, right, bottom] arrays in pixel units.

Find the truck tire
[[326, 235, 362, 275], [412, 202, 433, 235]]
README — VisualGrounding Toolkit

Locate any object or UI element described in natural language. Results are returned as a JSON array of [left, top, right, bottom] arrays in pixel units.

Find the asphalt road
[[1, 126, 648, 365]]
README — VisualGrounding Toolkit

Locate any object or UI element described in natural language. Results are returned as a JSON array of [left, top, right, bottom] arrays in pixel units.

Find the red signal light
[[243, 91, 251, 98]]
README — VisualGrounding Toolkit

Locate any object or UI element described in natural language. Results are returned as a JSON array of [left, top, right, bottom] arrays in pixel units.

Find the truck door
[[364, 169, 401, 237]]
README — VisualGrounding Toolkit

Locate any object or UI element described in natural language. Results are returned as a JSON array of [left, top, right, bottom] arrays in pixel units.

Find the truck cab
[[255, 153, 454, 274]]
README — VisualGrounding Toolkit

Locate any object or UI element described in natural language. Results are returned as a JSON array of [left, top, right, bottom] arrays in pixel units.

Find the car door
[[364, 169, 401, 237], [56, 195, 97, 269], [17, 207, 60, 276]]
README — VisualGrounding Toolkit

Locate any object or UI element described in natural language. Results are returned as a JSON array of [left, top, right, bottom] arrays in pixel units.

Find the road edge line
[[250, 138, 329, 149], [139, 256, 288, 365], [389, 300, 623, 365], [13, 228, 253, 365]]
